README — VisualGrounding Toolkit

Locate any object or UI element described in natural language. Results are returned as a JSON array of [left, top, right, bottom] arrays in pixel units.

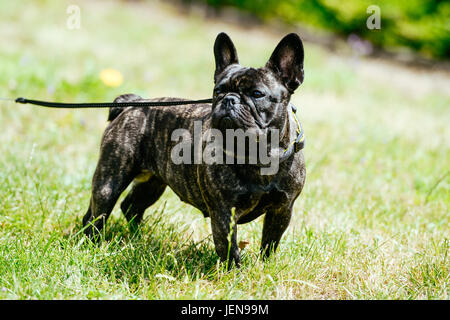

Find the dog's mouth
[[220, 115, 234, 129]]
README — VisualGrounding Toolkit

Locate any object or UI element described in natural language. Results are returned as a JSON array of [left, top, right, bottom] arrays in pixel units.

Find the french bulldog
[[82, 32, 306, 268]]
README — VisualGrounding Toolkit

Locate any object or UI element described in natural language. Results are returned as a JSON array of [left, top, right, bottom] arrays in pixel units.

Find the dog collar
[[278, 103, 305, 163]]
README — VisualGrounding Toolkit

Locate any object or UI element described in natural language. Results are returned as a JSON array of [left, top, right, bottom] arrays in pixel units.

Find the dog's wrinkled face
[[211, 32, 305, 134], [212, 65, 288, 134]]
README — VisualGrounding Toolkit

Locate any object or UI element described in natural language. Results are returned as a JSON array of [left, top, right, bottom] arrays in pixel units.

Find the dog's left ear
[[266, 33, 304, 93], [214, 32, 239, 82]]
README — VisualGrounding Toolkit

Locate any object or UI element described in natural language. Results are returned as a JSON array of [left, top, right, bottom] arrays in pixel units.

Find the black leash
[[14, 97, 213, 108], [6, 96, 305, 157]]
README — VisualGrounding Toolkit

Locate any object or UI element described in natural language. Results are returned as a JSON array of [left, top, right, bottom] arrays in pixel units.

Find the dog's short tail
[[108, 93, 143, 121]]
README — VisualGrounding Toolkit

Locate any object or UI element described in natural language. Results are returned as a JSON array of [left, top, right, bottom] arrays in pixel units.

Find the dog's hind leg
[[82, 108, 146, 239], [82, 162, 135, 240], [120, 176, 167, 232]]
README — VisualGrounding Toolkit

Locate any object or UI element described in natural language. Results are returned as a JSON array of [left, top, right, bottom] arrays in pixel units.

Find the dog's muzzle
[[212, 93, 258, 131], [222, 94, 239, 110]]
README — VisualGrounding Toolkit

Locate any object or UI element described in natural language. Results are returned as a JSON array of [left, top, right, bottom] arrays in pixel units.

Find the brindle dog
[[82, 32, 306, 267]]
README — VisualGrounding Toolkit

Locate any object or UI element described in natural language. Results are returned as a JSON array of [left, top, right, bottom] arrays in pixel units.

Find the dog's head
[[211, 32, 304, 134]]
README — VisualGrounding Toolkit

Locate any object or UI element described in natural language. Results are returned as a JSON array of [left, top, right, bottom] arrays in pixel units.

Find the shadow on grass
[[64, 205, 221, 285]]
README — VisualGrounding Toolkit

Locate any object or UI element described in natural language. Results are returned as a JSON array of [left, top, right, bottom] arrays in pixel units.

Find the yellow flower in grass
[[99, 68, 123, 87]]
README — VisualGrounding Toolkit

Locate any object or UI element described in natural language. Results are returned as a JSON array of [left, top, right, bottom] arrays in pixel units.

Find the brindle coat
[[82, 33, 306, 267]]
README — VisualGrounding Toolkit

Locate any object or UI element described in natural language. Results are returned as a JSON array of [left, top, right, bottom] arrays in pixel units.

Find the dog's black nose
[[223, 95, 239, 109]]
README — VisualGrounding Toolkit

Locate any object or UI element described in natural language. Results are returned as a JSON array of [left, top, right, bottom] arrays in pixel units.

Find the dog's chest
[[234, 181, 288, 223]]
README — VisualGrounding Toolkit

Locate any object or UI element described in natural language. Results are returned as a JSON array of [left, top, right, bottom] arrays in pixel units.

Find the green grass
[[0, 0, 448, 299]]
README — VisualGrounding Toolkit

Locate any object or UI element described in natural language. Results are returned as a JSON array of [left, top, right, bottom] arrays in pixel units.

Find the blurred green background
[[182, 0, 450, 60]]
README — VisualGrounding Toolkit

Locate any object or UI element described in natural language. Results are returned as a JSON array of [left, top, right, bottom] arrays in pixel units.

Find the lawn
[[0, 0, 448, 299]]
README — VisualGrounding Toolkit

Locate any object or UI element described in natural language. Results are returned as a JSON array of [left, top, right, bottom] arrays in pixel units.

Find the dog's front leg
[[261, 203, 293, 259], [210, 207, 241, 269]]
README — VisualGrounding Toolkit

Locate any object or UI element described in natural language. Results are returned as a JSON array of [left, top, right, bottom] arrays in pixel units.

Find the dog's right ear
[[214, 32, 239, 82]]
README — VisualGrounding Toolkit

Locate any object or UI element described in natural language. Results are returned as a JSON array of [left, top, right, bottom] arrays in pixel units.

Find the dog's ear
[[214, 32, 239, 82], [266, 33, 304, 93]]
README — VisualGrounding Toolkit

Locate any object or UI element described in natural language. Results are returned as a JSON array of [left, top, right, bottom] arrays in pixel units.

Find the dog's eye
[[213, 88, 222, 97], [251, 90, 265, 98]]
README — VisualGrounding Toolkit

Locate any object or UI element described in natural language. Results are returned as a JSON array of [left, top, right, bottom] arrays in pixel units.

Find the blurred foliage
[[187, 0, 450, 59]]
